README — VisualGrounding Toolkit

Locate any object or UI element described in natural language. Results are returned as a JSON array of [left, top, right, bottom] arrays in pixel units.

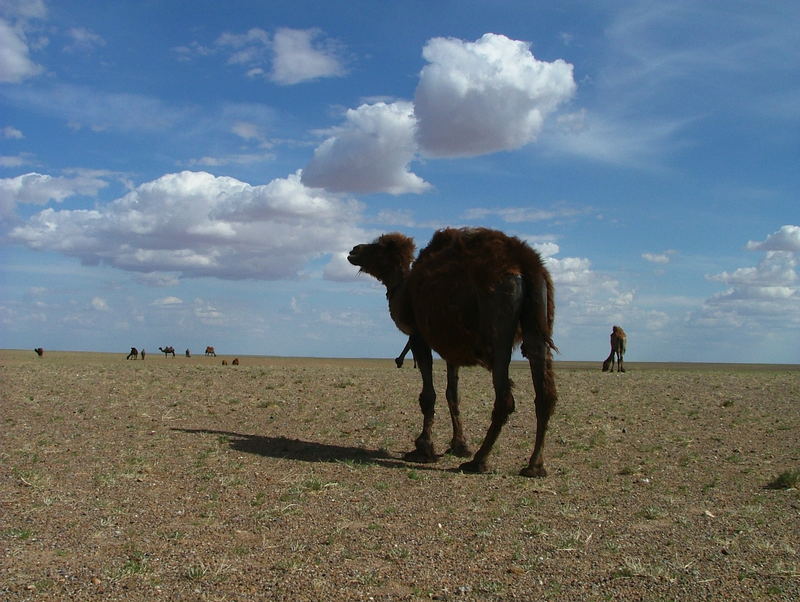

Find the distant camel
[[348, 227, 558, 477], [126, 347, 138, 360], [222, 359, 228, 365], [34, 347, 44, 357], [232, 358, 239, 365], [185, 349, 191, 358], [205, 346, 216, 357], [159, 346, 176, 358], [602, 326, 627, 373], [395, 337, 416, 369]]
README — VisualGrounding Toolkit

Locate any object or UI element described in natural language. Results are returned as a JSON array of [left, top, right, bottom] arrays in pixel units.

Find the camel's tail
[[541, 268, 558, 354], [519, 258, 558, 356]]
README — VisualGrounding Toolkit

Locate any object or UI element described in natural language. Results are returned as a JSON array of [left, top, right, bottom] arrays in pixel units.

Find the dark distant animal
[[348, 227, 558, 477], [232, 358, 239, 365], [185, 349, 191, 357], [34, 347, 44, 357], [395, 337, 417, 369], [126, 347, 138, 360], [205, 346, 216, 357], [140, 348, 146, 360], [602, 326, 627, 373], [159, 346, 176, 358], [222, 359, 228, 365]]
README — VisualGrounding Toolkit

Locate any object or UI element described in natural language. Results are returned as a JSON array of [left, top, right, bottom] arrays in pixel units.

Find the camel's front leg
[[403, 335, 437, 463], [444, 363, 471, 457]]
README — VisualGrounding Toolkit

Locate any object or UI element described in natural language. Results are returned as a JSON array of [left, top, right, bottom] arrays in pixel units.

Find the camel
[[395, 337, 417, 369], [602, 326, 627, 373], [159, 346, 176, 358], [348, 227, 558, 477], [222, 359, 228, 365], [34, 347, 44, 357], [232, 358, 239, 365], [205, 346, 216, 357], [185, 349, 191, 358], [126, 347, 138, 360]]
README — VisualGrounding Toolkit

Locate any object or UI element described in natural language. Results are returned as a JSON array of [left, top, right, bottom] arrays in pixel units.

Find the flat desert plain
[[1, 350, 798, 600]]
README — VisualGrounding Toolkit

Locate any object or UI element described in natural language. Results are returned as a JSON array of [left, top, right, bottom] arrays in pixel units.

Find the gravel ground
[[1, 350, 798, 600]]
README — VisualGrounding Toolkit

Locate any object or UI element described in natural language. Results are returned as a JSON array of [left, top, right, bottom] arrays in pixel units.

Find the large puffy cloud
[[302, 34, 575, 195], [9, 170, 367, 280], [414, 33, 576, 157], [301, 101, 429, 195]]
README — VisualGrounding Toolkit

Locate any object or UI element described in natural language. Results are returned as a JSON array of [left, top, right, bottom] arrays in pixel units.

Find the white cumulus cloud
[[302, 101, 429, 195], [698, 225, 800, 327], [0, 172, 108, 220], [9, 170, 369, 280], [271, 27, 345, 85], [414, 33, 576, 157]]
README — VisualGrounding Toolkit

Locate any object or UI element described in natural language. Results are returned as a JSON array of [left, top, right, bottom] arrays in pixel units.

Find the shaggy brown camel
[[126, 347, 138, 360], [159, 346, 176, 358], [602, 325, 627, 372], [205, 346, 216, 357], [34, 347, 44, 357], [348, 227, 558, 477], [232, 358, 239, 365], [395, 337, 417, 369]]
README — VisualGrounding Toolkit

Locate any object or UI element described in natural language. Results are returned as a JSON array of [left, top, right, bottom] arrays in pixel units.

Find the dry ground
[[1, 350, 798, 600]]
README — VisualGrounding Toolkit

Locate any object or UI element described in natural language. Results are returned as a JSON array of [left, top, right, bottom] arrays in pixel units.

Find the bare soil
[[1, 350, 798, 600]]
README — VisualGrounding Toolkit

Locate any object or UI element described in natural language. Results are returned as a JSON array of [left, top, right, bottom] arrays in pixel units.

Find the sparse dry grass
[[1, 350, 799, 599]]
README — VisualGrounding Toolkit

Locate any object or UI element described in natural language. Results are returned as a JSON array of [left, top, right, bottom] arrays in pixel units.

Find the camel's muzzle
[[347, 245, 364, 265]]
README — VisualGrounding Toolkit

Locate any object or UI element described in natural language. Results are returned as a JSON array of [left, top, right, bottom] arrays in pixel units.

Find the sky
[[1, 0, 798, 364]]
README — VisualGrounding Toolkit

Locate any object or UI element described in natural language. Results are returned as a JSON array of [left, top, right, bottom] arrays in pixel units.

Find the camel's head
[[348, 233, 415, 282]]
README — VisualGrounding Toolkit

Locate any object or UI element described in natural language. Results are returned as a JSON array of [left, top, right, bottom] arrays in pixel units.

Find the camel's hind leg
[[520, 275, 558, 478], [459, 277, 521, 474], [445, 363, 471, 457], [404, 334, 438, 463]]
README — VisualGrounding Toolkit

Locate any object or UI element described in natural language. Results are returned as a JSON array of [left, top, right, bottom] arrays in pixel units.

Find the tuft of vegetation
[[765, 470, 800, 490]]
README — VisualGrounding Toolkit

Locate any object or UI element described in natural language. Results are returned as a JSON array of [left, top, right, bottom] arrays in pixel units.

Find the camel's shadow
[[172, 428, 430, 471]]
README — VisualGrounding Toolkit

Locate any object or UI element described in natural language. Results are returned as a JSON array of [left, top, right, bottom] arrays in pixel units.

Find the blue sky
[[1, 0, 798, 363]]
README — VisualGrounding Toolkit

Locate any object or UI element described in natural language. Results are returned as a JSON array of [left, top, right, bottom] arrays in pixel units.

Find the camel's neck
[[383, 273, 414, 335]]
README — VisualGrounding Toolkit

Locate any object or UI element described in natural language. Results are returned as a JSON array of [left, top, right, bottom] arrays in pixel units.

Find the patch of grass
[[406, 469, 424, 481], [765, 469, 800, 490], [5, 527, 34, 540], [115, 552, 149, 579], [185, 565, 208, 581]]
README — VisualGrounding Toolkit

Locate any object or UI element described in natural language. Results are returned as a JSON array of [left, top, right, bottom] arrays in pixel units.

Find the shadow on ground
[[172, 428, 441, 472]]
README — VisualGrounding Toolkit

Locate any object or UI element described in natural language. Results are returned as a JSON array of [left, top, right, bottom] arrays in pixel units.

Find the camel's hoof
[[403, 449, 437, 464], [445, 443, 473, 458], [458, 460, 488, 474], [395, 358, 403, 368], [520, 465, 547, 478]]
